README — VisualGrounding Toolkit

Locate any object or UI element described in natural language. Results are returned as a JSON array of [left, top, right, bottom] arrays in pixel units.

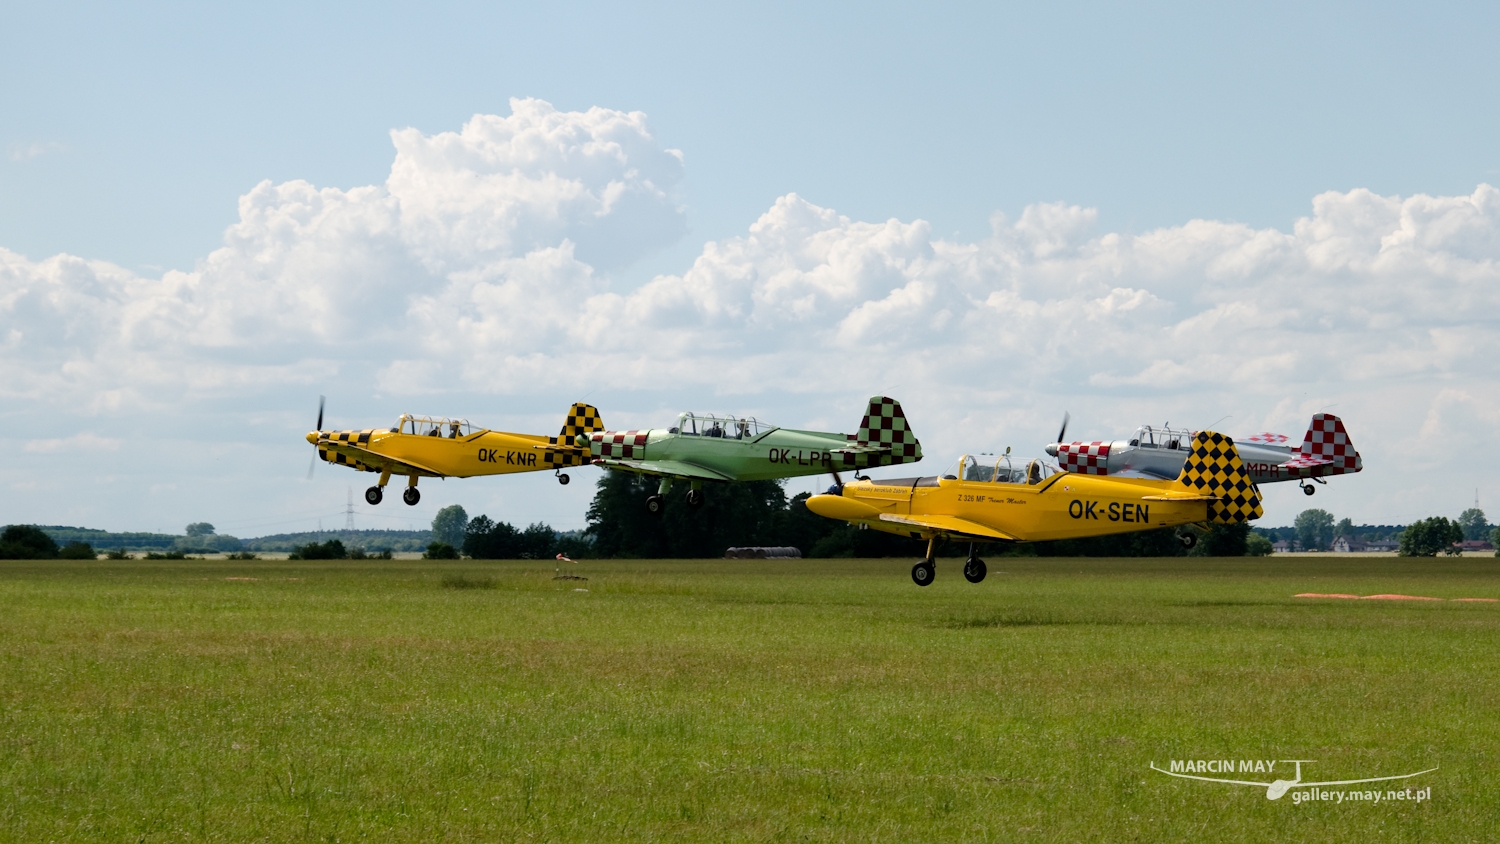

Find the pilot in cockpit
[[736, 419, 749, 439], [449, 421, 461, 439]]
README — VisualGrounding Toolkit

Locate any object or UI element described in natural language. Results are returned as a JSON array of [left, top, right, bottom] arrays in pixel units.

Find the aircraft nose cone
[[305, 431, 318, 444], [805, 493, 883, 522], [1045, 443, 1060, 457]]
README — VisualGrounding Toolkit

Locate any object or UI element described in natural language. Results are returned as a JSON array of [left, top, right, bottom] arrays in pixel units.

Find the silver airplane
[[1045, 413, 1362, 495]]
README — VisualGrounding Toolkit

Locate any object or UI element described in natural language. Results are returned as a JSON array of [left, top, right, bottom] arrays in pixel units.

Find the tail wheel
[[646, 495, 665, 516], [557, 472, 570, 485], [963, 558, 987, 583], [403, 487, 421, 506], [1178, 532, 1197, 549], [911, 560, 935, 586], [364, 486, 383, 506], [685, 489, 705, 509]]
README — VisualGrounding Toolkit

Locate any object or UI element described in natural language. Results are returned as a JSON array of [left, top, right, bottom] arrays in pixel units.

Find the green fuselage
[[595, 427, 859, 481]]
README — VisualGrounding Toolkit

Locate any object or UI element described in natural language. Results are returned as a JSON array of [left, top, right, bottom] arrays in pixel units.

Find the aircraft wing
[[319, 442, 446, 477], [594, 458, 734, 482], [876, 513, 1018, 542]]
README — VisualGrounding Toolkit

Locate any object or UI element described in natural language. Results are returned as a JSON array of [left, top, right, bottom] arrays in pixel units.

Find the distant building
[[1272, 539, 1296, 553], [1455, 540, 1494, 552], [1365, 539, 1400, 553], [1332, 536, 1368, 553]]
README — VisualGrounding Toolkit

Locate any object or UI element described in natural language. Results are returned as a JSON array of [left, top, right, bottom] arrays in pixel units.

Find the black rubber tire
[[646, 495, 664, 515], [1303, 484, 1316, 496], [1178, 532, 1197, 549], [403, 487, 420, 506], [911, 561, 935, 586], [963, 558, 987, 583], [685, 489, 704, 509], [558, 473, 570, 485], [364, 486, 383, 506]]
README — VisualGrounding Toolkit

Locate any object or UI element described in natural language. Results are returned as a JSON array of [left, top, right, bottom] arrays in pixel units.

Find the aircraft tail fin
[[558, 403, 604, 440], [1293, 413, 1361, 473], [848, 396, 922, 466], [1175, 431, 1263, 523]]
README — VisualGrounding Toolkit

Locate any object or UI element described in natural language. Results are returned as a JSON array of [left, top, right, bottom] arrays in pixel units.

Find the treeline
[[1257, 507, 1496, 556]]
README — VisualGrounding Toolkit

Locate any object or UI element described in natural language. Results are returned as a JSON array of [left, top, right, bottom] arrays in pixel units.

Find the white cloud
[[24, 433, 122, 453], [3, 99, 1500, 525]]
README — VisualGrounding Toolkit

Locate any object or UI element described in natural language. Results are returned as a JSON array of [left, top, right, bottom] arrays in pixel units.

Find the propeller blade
[[306, 451, 317, 481], [1056, 411, 1070, 444], [315, 395, 325, 432]]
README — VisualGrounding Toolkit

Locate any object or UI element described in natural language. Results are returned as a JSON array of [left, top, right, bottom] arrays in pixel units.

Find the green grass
[[1, 556, 1496, 842]]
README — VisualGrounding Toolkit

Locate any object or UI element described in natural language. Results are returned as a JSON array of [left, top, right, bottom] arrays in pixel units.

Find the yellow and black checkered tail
[[1176, 431, 1264, 523], [558, 403, 604, 440]]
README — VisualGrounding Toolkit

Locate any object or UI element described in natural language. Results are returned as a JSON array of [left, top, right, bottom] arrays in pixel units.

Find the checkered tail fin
[[558, 403, 604, 441], [1175, 431, 1263, 524], [854, 396, 922, 465], [1298, 413, 1362, 472]]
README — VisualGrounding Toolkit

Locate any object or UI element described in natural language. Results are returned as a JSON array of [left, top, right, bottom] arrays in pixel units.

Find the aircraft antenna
[[345, 487, 356, 532]]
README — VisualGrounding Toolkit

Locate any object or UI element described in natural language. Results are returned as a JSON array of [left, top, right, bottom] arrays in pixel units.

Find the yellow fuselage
[[306, 428, 587, 478], [811, 472, 1213, 542]]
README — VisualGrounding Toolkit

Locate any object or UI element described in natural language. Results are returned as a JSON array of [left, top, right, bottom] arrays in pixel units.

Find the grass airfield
[[1, 556, 1496, 842]]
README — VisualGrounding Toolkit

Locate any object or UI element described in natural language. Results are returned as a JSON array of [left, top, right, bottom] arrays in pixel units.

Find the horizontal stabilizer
[[877, 513, 1017, 542]]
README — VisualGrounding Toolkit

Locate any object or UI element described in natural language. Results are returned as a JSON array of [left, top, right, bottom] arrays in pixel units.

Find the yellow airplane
[[304, 399, 604, 505], [805, 431, 1263, 585]]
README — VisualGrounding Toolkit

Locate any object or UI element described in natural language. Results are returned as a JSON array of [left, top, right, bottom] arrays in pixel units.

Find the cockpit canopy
[[394, 414, 475, 438], [670, 412, 773, 440], [942, 453, 1057, 485], [1128, 424, 1194, 450]]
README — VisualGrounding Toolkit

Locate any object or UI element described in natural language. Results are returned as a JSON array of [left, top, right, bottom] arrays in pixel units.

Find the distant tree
[[1335, 517, 1354, 538], [423, 542, 460, 560], [0, 525, 59, 559], [1399, 517, 1464, 557], [584, 471, 791, 558], [289, 539, 348, 560], [1245, 533, 1274, 556], [185, 522, 215, 537], [1456, 508, 1489, 542], [1194, 522, 1251, 557], [431, 506, 469, 548], [1294, 509, 1336, 552], [57, 542, 96, 560], [1492, 526, 1500, 557]]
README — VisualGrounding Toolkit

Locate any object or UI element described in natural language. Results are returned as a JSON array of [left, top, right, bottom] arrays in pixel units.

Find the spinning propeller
[[1056, 411, 1070, 445], [306, 395, 326, 480]]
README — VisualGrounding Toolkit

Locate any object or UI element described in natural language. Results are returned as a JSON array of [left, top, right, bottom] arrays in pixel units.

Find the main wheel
[[963, 558, 987, 583], [557, 473, 570, 485], [685, 489, 704, 509], [911, 560, 935, 586], [403, 487, 420, 506], [1302, 484, 1316, 496], [646, 495, 664, 515], [1178, 532, 1197, 549], [365, 486, 383, 505]]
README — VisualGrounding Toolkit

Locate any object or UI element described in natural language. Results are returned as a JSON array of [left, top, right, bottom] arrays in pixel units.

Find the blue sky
[[3, 2, 1499, 536]]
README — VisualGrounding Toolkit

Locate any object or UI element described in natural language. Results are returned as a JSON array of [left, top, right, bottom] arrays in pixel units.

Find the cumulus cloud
[[3, 97, 1500, 524]]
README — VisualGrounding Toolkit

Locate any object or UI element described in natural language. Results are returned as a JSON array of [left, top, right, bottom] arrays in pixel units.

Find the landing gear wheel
[[646, 495, 665, 516], [685, 489, 705, 509], [557, 472, 570, 485], [911, 560, 935, 587], [364, 486, 383, 506], [1302, 484, 1316, 496], [963, 558, 987, 583], [1178, 532, 1197, 549], [403, 487, 420, 506]]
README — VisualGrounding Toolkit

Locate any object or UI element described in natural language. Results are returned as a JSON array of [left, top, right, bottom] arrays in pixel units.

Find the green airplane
[[582, 396, 923, 514]]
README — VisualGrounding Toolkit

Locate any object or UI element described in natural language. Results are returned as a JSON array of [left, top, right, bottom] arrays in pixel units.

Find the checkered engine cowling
[[590, 430, 649, 460], [1176, 431, 1263, 524], [1057, 441, 1111, 474]]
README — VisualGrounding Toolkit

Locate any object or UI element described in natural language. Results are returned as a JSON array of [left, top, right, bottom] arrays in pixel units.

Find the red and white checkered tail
[[854, 396, 923, 466], [1297, 414, 1362, 475]]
